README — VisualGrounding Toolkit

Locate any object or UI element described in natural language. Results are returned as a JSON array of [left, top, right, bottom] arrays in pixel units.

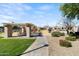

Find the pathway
[[21, 36, 49, 56], [41, 30, 51, 36]]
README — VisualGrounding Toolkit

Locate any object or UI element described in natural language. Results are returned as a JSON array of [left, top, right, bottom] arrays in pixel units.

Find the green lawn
[[0, 38, 35, 56], [0, 32, 3, 34]]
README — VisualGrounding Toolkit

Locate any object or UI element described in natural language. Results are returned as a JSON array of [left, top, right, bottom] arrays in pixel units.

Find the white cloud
[[0, 4, 33, 22], [34, 11, 45, 14], [23, 5, 33, 10], [38, 5, 52, 11], [16, 4, 33, 11], [0, 15, 15, 19], [0, 15, 16, 23], [0, 4, 33, 12], [0, 4, 56, 26]]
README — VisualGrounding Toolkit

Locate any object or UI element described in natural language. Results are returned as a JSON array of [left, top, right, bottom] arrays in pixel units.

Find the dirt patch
[[48, 36, 79, 56]]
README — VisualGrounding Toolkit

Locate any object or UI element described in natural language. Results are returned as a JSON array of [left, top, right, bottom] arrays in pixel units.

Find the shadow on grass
[[17, 44, 49, 56]]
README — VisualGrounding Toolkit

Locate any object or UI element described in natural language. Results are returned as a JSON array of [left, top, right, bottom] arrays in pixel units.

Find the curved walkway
[[21, 30, 50, 56], [21, 36, 49, 56]]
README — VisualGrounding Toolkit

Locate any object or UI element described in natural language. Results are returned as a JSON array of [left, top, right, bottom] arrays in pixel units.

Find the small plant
[[69, 32, 76, 36], [51, 32, 60, 37], [65, 36, 76, 41], [60, 32, 65, 36], [51, 31, 65, 37], [59, 40, 72, 47]]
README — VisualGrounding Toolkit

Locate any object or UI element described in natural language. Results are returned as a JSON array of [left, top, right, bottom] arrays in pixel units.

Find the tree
[[60, 3, 79, 20], [26, 23, 38, 32], [60, 3, 79, 34], [63, 18, 74, 34]]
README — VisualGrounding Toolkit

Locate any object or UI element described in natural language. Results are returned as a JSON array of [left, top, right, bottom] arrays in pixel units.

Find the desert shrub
[[40, 28, 46, 30], [51, 32, 61, 37], [65, 36, 76, 41], [69, 32, 76, 36], [51, 32, 65, 37], [60, 32, 65, 36], [75, 32, 79, 38], [59, 40, 72, 47]]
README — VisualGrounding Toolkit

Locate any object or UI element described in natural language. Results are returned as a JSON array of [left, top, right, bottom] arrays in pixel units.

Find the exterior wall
[[21, 27, 26, 36], [4, 25, 12, 38], [3, 23, 31, 38], [73, 26, 78, 32], [25, 26, 31, 37]]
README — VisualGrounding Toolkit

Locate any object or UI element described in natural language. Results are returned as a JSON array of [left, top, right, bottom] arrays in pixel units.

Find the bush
[[65, 36, 76, 41], [51, 32, 65, 37], [60, 33, 65, 36], [75, 32, 79, 38], [69, 32, 76, 36], [51, 32, 61, 37], [59, 40, 72, 47]]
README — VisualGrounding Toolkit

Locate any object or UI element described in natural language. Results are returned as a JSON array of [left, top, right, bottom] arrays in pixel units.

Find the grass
[[0, 32, 3, 34], [0, 38, 35, 56]]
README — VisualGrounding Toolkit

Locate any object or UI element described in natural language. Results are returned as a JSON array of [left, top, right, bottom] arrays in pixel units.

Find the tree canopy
[[60, 3, 79, 20]]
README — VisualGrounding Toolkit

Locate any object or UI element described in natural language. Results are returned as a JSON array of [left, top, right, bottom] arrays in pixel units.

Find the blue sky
[[0, 3, 63, 26]]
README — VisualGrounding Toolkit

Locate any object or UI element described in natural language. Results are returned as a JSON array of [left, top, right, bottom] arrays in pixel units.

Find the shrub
[[59, 40, 72, 47], [60, 32, 65, 36], [65, 36, 76, 41], [69, 32, 76, 36], [51, 32, 61, 37], [75, 32, 79, 38], [51, 32, 65, 37]]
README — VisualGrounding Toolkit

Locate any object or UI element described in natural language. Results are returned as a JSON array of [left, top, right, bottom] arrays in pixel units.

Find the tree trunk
[[66, 30, 69, 34]]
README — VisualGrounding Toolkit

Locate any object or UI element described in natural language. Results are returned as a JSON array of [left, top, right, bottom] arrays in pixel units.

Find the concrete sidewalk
[[21, 37, 49, 56]]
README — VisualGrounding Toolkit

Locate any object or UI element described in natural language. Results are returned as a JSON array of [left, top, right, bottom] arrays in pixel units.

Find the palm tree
[[60, 3, 79, 34]]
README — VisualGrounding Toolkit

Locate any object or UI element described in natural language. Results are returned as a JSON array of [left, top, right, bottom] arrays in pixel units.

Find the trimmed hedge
[[59, 40, 72, 47], [65, 36, 76, 41], [51, 31, 65, 37]]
